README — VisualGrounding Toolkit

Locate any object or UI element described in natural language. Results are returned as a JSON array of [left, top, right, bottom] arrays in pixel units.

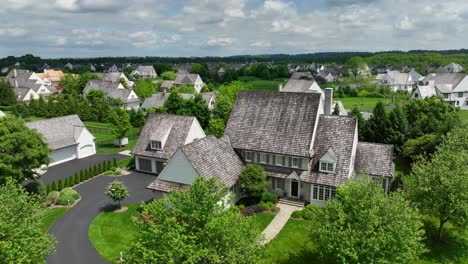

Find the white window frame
[[259, 153, 267, 164], [272, 178, 284, 190], [275, 155, 284, 166], [319, 161, 335, 173], [291, 157, 300, 168], [311, 184, 336, 202], [150, 140, 162, 150], [245, 151, 253, 162]]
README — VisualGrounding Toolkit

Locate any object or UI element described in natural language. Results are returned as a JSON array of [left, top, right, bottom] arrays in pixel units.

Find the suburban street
[[46, 171, 155, 264]]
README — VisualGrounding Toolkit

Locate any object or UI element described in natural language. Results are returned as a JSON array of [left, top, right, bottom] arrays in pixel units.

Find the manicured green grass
[[89, 204, 140, 263], [338, 97, 391, 111], [262, 219, 318, 264], [252, 212, 275, 232], [458, 110, 468, 125], [239, 76, 287, 92], [84, 121, 140, 154], [38, 207, 69, 232]]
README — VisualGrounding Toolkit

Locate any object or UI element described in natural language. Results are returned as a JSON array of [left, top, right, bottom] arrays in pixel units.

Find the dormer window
[[319, 147, 336, 173], [150, 140, 162, 150]]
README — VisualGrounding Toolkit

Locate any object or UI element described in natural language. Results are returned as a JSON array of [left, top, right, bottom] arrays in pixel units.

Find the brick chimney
[[324, 88, 333, 115]]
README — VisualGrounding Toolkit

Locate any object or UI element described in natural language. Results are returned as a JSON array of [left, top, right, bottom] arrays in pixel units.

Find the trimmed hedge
[[57, 188, 80, 206], [291, 204, 318, 220]]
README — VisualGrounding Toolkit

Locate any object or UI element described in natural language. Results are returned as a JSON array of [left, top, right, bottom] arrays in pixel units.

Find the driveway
[[47, 172, 156, 264], [40, 154, 128, 185]]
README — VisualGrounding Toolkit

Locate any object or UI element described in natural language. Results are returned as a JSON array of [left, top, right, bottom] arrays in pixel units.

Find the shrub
[[79, 170, 84, 181], [240, 205, 265, 216], [93, 165, 98, 176], [46, 191, 60, 206], [64, 177, 70, 188], [58, 188, 80, 206], [23, 180, 47, 197], [74, 174, 79, 185], [261, 191, 278, 204], [113, 158, 117, 168], [98, 163, 102, 173], [291, 205, 317, 220], [51, 181, 57, 192], [259, 201, 273, 210], [107, 160, 112, 170], [57, 179, 64, 191], [46, 184, 51, 194]]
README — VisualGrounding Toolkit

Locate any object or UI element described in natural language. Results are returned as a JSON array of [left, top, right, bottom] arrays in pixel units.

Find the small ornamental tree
[[113, 158, 118, 168], [57, 179, 64, 191], [239, 164, 268, 198], [106, 160, 112, 171], [310, 177, 426, 264], [74, 173, 79, 185], [93, 165, 98, 176], [84, 168, 90, 179], [98, 163, 102, 174], [105, 180, 129, 207], [51, 181, 57, 192], [79, 170, 84, 182]]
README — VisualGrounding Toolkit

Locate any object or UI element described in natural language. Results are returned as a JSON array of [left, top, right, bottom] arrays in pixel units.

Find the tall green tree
[[86, 90, 110, 122], [239, 164, 268, 198], [349, 107, 367, 141], [128, 177, 264, 263], [133, 78, 158, 99], [190, 63, 210, 80], [405, 127, 468, 240], [0, 178, 56, 263], [108, 108, 131, 147], [0, 78, 17, 106], [386, 104, 408, 152], [185, 94, 211, 128], [310, 177, 426, 264], [164, 92, 185, 113], [365, 101, 389, 143], [345, 56, 367, 77], [205, 118, 225, 138], [0, 117, 49, 183]]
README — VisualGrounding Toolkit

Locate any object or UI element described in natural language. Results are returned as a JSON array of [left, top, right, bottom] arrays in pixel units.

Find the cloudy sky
[[0, 0, 467, 58]]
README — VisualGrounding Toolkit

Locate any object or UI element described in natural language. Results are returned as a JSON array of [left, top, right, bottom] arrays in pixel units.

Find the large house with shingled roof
[[143, 90, 394, 206]]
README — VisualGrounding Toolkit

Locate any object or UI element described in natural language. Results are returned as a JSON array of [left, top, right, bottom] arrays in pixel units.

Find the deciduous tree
[[108, 108, 131, 147], [105, 180, 129, 207], [239, 164, 268, 198]]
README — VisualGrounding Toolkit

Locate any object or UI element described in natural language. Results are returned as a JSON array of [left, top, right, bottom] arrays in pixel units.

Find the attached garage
[[137, 157, 153, 173], [78, 144, 95, 159], [50, 145, 77, 166]]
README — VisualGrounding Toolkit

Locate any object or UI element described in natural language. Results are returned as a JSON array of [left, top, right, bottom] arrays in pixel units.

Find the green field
[[89, 204, 140, 263], [239, 76, 287, 92], [38, 207, 69, 232], [338, 97, 393, 111], [458, 110, 468, 125], [253, 212, 275, 232], [84, 121, 140, 154]]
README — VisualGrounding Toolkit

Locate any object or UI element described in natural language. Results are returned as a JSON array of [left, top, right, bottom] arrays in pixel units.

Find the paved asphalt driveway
[[40, 154, 128, 185], [47, 172, 156, 264]]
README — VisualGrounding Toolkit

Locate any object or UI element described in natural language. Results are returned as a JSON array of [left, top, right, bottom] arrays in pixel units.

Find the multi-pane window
[[292, 157, 300, 168], [271, 178, 284, 190], [320, 161, 335, 173], [259, 153, 268, 164], [458, 92, 464, 98], [245, 151, 253, 162], [150, 140, 162, 150], [311, 184, 336, 201], [276, 155, 284, 166]]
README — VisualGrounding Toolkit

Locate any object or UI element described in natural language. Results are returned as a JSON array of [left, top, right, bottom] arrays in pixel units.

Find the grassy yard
[[83, 121, 140, 154], [253, 212, 275, 232], [338, 97, 393, 111], [89, 204, 140, 263], [458, 110, 468, 125], [239, 76, 286, 92], [38, 207, 69, 232]]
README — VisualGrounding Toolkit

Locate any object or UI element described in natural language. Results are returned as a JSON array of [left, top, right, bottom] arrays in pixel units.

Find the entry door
[[291, 181, 299, 197]]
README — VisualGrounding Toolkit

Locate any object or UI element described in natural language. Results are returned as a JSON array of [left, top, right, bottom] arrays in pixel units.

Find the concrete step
[[278, 198, 305, 208]]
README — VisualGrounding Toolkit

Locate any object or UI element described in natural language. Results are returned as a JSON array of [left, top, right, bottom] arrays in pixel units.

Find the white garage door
[[50, 146, 77, 166], [79, 144, 95, 158]]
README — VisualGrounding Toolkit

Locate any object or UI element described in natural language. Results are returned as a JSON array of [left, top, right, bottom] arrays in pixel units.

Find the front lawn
[[262, 219, 318, 263], [84, 121, 140, 154], [239, 76, 287, 92], [253, 212, 275, 232], [38, 207, 69, 232], [458, 110, 468, 125], [338, 97, 390, 111], [89, 204, 140, 263]]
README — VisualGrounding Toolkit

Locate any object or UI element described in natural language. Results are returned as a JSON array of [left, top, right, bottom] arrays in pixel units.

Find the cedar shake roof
[[180, 135, 244, 187], [225, 91, 322, 157], [282, 78, 318, 93], [355, 142, 395, 178], [290, 72, 313, 80], [147, 179, 189, 192], [132, 114, 195, 160], [300, 115, 357, 186], [174, 73, 199, 85], [160, 80, 175, 89], [141, 92, 214, 110], [26, 115, 91, 150]]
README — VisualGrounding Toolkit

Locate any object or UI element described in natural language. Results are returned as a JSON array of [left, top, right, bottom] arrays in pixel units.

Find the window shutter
[[266, 154, 270, 164], [288, 157, 292, 167], [299, 158, 303, 169], [271, 178, 275, 189], [282, 156, 286, 166], [272, 155, 276, 165], [256, 152, 260, 163]]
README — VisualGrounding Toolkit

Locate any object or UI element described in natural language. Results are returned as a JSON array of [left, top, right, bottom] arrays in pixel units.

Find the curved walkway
[[47, 172, 156, 264], [261, 203, 302, 244]]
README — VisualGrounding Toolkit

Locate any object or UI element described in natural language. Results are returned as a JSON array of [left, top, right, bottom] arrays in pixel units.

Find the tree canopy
[[108, 108, 131, 146], [0, 178, 56, 263], [310, 177, 426, 264], [0, 117, 49, 183], [239, 164, 268, 198], [0, 78, 17, 106], [133, 78, 158, 99], [405, 127, 468, 240], [127, 177, 264, 263]]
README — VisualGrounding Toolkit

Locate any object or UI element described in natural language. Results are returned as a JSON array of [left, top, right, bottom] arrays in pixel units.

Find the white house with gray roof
[[141, 92, 215, 110], [83, 80, 140, 110], [6, 69, 58, 102], [130, 65, 157, 79], [174, 73, 205, 93], [26, 115, 96, 166], [376, 70, 422, 92], [412, 73, 468, 109], [148, 91, 394, 206], [132, 114, 206, 174]]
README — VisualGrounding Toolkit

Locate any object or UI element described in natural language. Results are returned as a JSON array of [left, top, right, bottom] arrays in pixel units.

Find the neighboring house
[[102, 72, 134, 88], [290, 72, 313, 80], [446, 63, 464, 73], [130, 65, 157, 79], [147, 135, 244, 202], [64, 63, 74, 70], [376, 70, 422, 92], [6, 69, 58, 102], [316, 71, 336, 83], [174, 73, 205, 93], [83, 80, 140, 110], [108, 64, 120, 72], [26, 115, 96, 166], [217, 67, 226, 78], [412, 73, 468, 109], [224, 91, 394, 206], [281, 76, 323, 95], [132, 114, 206, 174], [160, 80, 175, 92], [35, 69, 65, 85], [141, 92, 215, 110]]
